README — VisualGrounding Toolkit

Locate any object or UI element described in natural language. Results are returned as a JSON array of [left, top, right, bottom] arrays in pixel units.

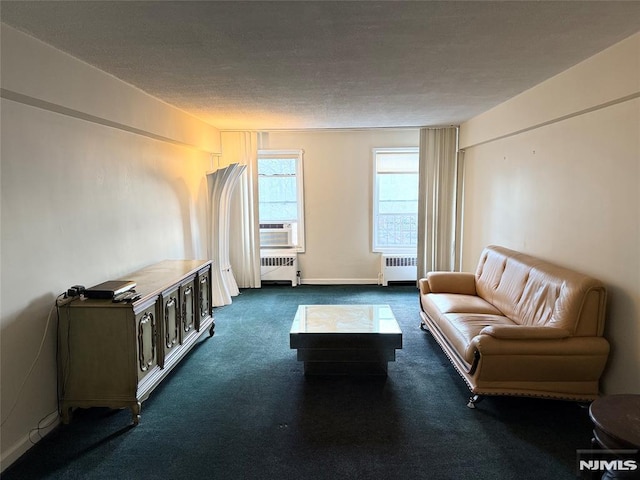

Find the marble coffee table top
[[290, 304, 401, 334]]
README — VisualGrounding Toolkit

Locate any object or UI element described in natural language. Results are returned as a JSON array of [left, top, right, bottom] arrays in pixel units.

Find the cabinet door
[[181, 280, 196, 337], [162, 287, 180, 358], [197, 268, 211, 331], [136, 305, 158, 381]]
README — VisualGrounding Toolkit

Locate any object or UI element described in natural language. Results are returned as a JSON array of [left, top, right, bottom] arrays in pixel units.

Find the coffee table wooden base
[[296, 339, 399, 375]]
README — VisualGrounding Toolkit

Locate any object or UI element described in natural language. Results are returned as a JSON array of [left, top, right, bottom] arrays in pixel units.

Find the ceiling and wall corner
[[1, 1, 639, 131]]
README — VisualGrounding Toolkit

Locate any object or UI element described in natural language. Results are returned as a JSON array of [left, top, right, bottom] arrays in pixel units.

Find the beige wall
[[0, 25, 220, 468], [459, 33, 639, 394], [263, 129, 419, 284]]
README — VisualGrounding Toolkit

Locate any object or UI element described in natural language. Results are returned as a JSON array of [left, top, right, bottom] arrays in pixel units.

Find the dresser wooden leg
[[130, 402, 141, 425]]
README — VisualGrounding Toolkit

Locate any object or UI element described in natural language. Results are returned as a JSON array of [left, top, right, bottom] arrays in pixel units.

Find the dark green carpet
[[3, 284, 594, 479]]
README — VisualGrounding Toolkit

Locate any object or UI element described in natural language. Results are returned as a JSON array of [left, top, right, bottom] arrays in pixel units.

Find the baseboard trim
[[1, 413, 60, 472], [300, 278, 380, 285]]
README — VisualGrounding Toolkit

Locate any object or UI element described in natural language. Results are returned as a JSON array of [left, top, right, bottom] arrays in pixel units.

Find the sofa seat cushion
[[433, 313, 516, 364], [422, 293, 504, 315]]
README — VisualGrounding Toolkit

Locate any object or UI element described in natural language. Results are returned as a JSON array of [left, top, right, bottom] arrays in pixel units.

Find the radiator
[[260, 250, 298, 287], [380, 254, 417, 286]]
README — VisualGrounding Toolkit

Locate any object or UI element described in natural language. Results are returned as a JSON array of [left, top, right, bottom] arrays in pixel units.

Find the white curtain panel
[[207, 163, 246, 306], [228, 132, 261, 290], [417, 127, 461, 278]]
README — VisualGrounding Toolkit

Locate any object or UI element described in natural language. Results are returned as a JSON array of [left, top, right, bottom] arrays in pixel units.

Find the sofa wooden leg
[[467, 394, 483, 408]]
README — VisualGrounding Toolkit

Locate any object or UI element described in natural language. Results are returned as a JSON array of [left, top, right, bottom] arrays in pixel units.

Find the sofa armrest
[[467, 335, 610, 362], [480, 325, 571, 340], [418, 278, 431, 295], [479, 325, 570, 339], [423, 272, 477, 295]]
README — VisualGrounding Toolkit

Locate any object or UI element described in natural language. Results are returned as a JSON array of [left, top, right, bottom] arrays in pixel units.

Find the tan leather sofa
[[419, 245, 610, 407]]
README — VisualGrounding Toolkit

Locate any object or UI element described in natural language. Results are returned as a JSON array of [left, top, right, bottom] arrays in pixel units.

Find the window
[[257, 149, 305, 250], [373, 147, 419, 253]]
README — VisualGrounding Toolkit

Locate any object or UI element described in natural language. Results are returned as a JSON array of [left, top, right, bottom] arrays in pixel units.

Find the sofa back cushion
[[475, 246, 606, 336]]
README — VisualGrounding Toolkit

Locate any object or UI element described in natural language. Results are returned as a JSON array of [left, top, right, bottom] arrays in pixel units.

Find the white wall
[[459, 33, 639, 394], [263, 129, 419, 284], [0, 25, 220, 469]]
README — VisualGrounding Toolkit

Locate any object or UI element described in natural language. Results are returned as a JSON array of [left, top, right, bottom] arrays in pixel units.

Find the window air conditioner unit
[[260, 223, 294, 248]]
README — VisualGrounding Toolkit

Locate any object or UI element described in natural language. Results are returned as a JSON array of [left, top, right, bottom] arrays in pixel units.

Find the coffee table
[[289, 304, 403, 375]]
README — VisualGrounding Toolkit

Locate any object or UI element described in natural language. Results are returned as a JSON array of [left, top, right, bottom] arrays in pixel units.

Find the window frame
[[257, 149, 305, 252], [372, 147, 419, 254]]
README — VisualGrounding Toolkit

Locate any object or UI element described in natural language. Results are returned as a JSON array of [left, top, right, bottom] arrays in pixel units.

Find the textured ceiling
[[2, 1, 639, 130]]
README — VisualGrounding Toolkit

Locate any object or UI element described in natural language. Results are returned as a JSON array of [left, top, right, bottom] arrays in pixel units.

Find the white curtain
[[417, 127, 461, 278], [207, 163, 246, 306], [223, 131, 261, 290]]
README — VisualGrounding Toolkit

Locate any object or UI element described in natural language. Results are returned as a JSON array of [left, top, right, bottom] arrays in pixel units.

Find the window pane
[[258, 176, 297, 201], [258, 176, 298, 222], [258, 158, 296, 176], [377, 152, 418, 173], [373, 148, 419, 251], [376, 214, 418, 247], [257, 151, 304, 249], [259, 202, 298, 223], [378, 174, 418, 211]]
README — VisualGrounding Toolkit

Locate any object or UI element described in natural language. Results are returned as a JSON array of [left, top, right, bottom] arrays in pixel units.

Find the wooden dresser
[[58, 260, 214, 425]]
